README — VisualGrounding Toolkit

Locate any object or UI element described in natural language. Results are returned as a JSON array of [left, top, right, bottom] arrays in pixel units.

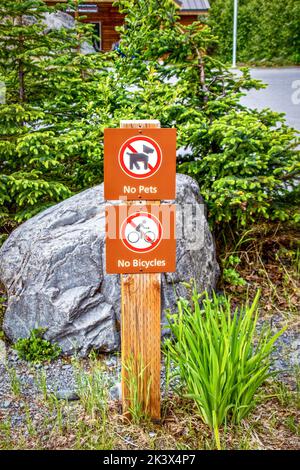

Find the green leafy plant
[[164, 285, 286, 449], [14, 327, 61, 363], [222, 255, 246, 286], [222, 268, 246, 287]]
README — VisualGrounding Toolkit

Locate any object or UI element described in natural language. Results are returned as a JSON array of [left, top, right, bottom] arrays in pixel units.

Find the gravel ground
[[0, 314, 299, 431], [267, 315, 300, 378]]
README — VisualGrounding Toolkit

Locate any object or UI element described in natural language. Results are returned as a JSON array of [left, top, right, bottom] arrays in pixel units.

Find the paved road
[[240, 68, 300, 131]]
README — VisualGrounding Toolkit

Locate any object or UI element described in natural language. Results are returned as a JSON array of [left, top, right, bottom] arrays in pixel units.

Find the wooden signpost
[[104, 120, 176, 421]]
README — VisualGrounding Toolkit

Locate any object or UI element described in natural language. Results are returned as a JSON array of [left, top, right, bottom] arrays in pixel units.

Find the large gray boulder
[[0, 174, 219, 356]]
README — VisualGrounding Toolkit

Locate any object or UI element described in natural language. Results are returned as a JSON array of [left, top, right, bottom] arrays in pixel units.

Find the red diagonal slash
[[129, 219, 154, 244], [128, 144, 138, 153], [127, 143, 153, 171], [129, 220, 138, 229]]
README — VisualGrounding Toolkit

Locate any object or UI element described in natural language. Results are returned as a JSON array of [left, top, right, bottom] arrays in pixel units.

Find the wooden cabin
[[46, 1, 210, 51]]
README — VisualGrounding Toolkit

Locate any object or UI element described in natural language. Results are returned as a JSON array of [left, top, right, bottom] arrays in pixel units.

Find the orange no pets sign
[[104, 128, 176, 200], [106, 204, 176, 274]]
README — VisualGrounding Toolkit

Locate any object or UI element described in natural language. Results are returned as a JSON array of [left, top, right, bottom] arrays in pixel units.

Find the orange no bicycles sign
[[106, 204, 176, 274], [104, 128, 176, 200]]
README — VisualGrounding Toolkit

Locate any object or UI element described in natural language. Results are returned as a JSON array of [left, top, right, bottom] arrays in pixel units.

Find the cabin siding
[[179, 15, 199, 25], [46, 2, 208, 51], [80, 4, 124, 51]]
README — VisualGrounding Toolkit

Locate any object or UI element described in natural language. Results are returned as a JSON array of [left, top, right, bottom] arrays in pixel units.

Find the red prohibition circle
[[121, 212, 163, 253], [118, 135, 162, 179]]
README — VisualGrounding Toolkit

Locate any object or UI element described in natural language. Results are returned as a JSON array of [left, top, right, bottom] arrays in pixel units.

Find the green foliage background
[[0, 0, 299, 245], [208, 0, 300, 64], [0, 0, 122, 240], [115, 0, 299, 229]]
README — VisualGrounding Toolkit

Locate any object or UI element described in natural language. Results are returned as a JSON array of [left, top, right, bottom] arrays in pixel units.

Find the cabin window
[[90, 22, 102, 51]]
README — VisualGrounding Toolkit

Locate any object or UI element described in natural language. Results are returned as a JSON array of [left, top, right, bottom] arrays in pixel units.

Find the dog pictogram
[[119, 136, 162, 179], [127, 145, 155, 170]]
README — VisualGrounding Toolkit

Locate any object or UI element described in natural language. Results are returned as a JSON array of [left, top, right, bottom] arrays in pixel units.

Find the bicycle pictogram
[[127, 219, 156, 244], [121, 212, 162, 253]]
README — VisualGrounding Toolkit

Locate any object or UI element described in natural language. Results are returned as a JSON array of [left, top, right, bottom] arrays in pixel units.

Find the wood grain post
[[120, 119, 161, 422]]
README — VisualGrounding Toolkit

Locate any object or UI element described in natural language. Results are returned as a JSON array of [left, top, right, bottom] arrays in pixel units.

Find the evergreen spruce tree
[[0, 0, 116, 238], [115, 0, 299, 228]]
